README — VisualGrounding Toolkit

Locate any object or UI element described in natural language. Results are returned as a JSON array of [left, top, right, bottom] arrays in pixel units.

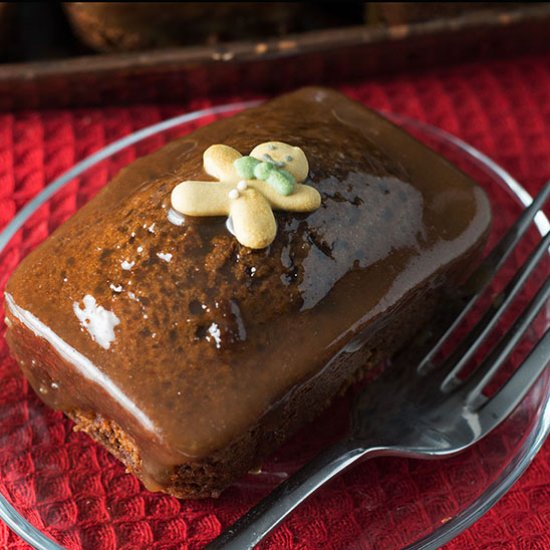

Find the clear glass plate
[[0, 102, 548, 550]]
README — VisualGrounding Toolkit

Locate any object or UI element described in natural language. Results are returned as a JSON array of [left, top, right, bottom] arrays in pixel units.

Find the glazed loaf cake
[[5, 88, 491, 498], [64, 2, 308, 52]]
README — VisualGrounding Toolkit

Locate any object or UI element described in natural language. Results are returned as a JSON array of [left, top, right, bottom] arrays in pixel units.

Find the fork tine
[[439, 231, 550, 387], [418, 180, 550, 374], [453, 277, 550, 407], [474, 327, 549, 420]]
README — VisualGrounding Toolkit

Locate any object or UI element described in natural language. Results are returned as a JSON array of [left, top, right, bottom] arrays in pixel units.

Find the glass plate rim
[[0, 101, 548, 550]]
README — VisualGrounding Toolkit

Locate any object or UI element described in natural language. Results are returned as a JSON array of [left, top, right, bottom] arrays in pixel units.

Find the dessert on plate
[[4, 87, 491, 498]]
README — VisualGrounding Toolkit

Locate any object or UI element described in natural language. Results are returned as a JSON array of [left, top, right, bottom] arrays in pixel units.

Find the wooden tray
[[1, 3, 550, 110]]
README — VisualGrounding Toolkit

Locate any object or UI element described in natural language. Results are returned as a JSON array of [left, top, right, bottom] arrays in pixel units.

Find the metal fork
[[207, 181, 550, 550]]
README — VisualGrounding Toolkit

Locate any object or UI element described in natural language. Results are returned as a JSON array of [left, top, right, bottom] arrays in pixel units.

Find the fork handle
[[206, 441, 385, 549]]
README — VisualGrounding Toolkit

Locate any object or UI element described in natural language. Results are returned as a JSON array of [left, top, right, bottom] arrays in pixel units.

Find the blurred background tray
[[1, 2, 550, 109]]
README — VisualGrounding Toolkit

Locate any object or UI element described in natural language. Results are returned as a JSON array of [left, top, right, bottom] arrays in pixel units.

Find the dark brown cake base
[[9, 277, 449, 498]]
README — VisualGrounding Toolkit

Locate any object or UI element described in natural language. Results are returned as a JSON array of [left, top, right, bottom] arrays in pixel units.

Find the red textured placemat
[[0, 53, 549, 549]]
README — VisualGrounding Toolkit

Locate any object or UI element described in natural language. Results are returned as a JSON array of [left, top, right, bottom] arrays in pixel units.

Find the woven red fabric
[[0, 52, 549, 549]]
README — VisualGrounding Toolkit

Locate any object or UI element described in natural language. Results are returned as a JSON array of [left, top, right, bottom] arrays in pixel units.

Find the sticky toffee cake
[[4, 88, 491, 498]]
